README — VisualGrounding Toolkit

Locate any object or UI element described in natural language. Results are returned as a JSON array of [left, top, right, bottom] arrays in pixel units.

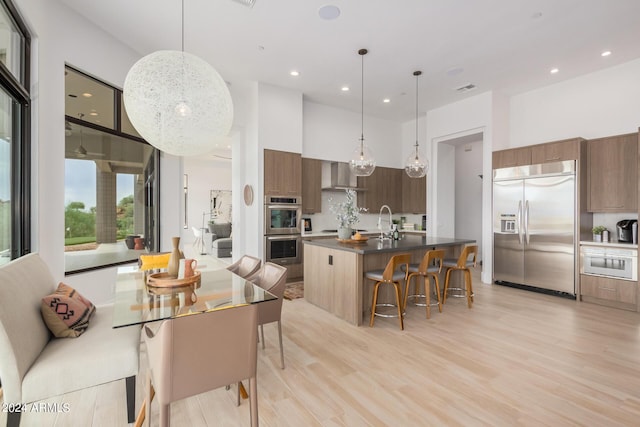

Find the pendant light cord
[[414, 71, 421, 158], [360, 51, 365, 154], [181, 0, 185, 52]]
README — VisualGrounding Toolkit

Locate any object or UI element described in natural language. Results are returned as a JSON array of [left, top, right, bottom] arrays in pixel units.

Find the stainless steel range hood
[[321, 161, 365, 191]]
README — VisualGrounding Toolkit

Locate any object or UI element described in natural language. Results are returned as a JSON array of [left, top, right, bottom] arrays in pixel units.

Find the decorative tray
[[146, 271, 201, 288], [336, 237, 369, 244]]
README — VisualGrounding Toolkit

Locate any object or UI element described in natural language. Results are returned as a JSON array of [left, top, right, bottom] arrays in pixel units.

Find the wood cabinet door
[[264, 149, 302, 195], [587, 133, 638, 212], [531, 139, 580, 164], [402, 172, 426, 214], [358, 167, 402, 213], [492, 147, 531, 169], [301, 158, 322, 213]]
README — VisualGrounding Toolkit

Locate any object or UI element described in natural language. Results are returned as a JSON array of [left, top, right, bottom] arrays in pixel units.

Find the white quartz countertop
[[579, 240, 638, 249]]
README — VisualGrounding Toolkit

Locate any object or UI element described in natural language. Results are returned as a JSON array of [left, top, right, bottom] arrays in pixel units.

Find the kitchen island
[[303, 235, 476, 326]]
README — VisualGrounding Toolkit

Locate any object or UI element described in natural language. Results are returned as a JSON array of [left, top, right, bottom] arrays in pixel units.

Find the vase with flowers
[[329, 189, 367, 239]]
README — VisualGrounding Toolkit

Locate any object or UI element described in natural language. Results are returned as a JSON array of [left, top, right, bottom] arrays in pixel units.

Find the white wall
[[510, 58, 640, 146], [303, 101, 402, 167], [426, 91, 495, 283]]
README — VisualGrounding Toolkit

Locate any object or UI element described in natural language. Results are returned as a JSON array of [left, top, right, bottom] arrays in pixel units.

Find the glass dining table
[[112, 264, 276, 425], [112, 265, 277, 328]]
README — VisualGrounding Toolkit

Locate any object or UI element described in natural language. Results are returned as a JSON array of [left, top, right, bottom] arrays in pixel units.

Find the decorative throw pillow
[[41, 283, 96, 338]]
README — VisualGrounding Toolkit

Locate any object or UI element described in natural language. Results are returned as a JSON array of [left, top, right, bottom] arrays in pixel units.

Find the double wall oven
[[264, 196, 302, 265]]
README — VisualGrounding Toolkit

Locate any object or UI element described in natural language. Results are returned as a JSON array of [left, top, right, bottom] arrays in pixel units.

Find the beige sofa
[[0, 253, 139, 426]]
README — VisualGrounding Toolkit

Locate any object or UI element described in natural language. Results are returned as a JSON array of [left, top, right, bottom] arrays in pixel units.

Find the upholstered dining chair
[[366, 253, 411, 330], [227, 255, 262, 279], [403, 249, 445, 319], [246, 262, 287, 369], [143, 304, 259, 427], [442, 245, 478, 309]]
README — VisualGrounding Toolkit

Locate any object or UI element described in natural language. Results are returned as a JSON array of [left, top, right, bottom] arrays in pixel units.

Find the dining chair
[[442, 245, 478, 308], [143, 303, 259, 427], [246, 262, 287, 369], [366, 253, 411, 330], [403, 249, 445, 318], [227, 255, 262, 279]]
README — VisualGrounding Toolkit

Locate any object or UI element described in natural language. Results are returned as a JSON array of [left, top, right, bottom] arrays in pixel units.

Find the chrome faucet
[[377, 205, 393, 240]]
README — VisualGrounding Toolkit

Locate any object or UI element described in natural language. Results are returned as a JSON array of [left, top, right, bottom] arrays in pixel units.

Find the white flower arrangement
[[329, 189, 367, 228]]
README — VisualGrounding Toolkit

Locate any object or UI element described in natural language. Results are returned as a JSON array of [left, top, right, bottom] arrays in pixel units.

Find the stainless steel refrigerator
[[493, 160, 576, 295]]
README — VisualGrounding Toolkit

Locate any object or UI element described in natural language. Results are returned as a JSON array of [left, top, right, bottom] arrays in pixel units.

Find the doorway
[[436, 132, 484, 262]]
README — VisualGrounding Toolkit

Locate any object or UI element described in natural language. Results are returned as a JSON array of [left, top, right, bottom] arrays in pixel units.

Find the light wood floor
[[3, 268, 640, 426]]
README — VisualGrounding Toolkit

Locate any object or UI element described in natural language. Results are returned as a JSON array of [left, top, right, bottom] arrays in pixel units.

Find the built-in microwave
[[264, 195, 302, 235], [580, 246, 638, 282]]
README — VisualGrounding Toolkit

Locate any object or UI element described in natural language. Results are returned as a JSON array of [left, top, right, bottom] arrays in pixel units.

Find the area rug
[[284, 281, 304, 300]]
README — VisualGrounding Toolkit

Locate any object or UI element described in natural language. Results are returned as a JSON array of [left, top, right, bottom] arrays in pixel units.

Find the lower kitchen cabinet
[[580, 274, 637, 311], [303, 244, 361, 324]]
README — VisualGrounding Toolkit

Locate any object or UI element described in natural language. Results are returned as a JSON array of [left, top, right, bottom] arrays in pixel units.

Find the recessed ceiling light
[[290, 70, 300, 77], [601, 50, 612, 57], [341, 86, 349, 92], [550, 68, 559, 74], [383, 98, 390, 103], [82, 92, 93, 98], [89, 112, 99, 116], [318, 5, 340, 20]]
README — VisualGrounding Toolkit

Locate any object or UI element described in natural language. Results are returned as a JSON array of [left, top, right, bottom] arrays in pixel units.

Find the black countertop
[[302, 235, 476, 255]]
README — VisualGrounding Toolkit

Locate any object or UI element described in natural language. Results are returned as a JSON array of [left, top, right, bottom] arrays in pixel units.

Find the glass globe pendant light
[[405, 70, 428, 178], [123, 0, 233, 157], [349, 48, 376, 177]]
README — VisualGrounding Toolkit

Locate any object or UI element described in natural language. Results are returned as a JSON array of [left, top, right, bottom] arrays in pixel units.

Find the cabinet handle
[[607, 205, 624, 209], [546, 156, 560, 161], [597, 286, 616, 292]]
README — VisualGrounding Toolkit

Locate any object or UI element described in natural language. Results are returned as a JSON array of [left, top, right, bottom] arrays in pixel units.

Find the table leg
[[135, 384, 155, 427]]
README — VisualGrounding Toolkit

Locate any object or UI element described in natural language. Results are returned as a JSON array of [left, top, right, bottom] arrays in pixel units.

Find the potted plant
[[329, 189, 366, 239], [592, 225, 606, 242]]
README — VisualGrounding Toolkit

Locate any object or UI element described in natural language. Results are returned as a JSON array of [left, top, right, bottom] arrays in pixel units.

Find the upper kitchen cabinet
[[587, 133, 638, 213], [264, 149, 302, 196], [301, 157, 322, 214], [357, 166, 403, 213], [492, 146, 531, 169], [401, 173, 426, 214], [531, 138, 583, 164]]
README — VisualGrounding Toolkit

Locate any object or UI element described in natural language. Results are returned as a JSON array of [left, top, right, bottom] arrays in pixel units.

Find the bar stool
[[403, 249, 444, 319], [366, 253, 411, 330], [442, 245, 478, 309]]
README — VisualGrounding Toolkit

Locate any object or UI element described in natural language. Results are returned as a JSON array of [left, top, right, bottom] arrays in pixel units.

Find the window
[[64, 66, 159, 274], [0, 0, 30, 266]]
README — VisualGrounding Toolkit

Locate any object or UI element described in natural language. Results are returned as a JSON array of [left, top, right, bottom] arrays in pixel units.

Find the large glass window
[[65, 66, 159, 274], [0, 0, 30, 266]]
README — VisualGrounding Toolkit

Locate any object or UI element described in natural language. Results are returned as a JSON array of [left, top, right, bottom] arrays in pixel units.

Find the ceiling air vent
[[455, 83, 476, 93]]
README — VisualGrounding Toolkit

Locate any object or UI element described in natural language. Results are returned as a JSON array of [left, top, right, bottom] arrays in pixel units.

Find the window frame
[[0, 0, 31, 261], [64, 65, 161, 274]]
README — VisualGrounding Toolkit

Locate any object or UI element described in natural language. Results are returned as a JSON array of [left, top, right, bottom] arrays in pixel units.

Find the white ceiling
[[59, 0, 640, 123]]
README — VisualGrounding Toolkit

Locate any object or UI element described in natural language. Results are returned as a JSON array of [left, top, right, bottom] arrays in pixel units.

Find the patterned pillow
[[41, 283, 96, 338]]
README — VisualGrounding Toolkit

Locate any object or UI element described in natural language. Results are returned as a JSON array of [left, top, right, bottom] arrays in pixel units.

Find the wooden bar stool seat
[[366, 253, 411, 330], [442, 245, 478, 309], [402, 249, 444, 318]]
